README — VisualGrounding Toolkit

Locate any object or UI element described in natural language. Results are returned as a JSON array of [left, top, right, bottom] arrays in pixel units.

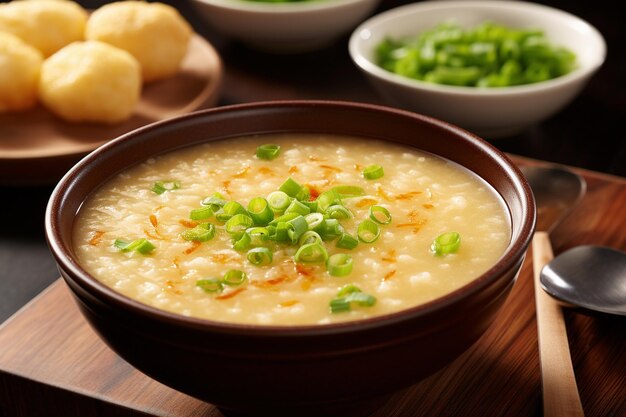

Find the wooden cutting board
[[1, 157, 625, 417]]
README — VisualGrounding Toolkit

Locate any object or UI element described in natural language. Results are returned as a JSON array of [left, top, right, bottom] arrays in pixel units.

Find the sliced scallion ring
[[267, 191, 291, 213], [326, 253, 353, 276], [305, 212, 324, 230], [190, 206, 213, 221], [247, 227, 270, 245], [225, 214, 254, 235], [329, 298, 351, 313], [151, 180, 180, 195], [294, 242, 329, 264], [181, 223, 216, 242], [256, 144, 281, 160], [285, 199, 311, 216], [279, 177, 304, 198], [431, 232, 461, 255], [326, 204, 353, 219], [216, 201, 247, 222], [114, 238, 155, 254], [247, 247, 273, 266], [335, 233, 358, 250], [362, 164, 384, 180], [201, 194, 227, 211], [357, 219, 380, 243], [369, 205, 392, 224], [223, 270, 247, 286], [298, 230, 323, 246], [196, 278, 223, 293], [233, 232, 252, 251], [286, 215, 308, 243], [337, 284, 362, 297], [331, 185, 365, 198], [247, 197, 274, 226]]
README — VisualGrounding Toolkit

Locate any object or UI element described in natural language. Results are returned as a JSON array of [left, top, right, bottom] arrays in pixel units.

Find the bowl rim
[[349, 0, 607, 97], [192, 0, 377, 14], [45, 100, 535, 337]]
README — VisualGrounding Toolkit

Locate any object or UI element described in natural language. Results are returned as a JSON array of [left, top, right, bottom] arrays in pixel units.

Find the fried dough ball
[[0, 0, 88, 57], [0, 31, 43, 112], [39, 41, 141, 124], [86, 1, 192, 82]]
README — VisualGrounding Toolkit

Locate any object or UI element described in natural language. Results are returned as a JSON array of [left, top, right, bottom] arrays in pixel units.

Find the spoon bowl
[[541, 245, 626, 316]]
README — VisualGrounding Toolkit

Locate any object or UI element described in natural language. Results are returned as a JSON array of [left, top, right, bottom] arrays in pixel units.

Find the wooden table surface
[[0, 0, 625, 416], [0, 157, 624, 417]]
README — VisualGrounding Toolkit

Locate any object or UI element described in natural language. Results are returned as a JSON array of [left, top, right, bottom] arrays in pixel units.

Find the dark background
[[1, 0, 624, 324]]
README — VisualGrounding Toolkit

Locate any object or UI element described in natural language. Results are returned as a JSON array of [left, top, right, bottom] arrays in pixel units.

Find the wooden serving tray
[[1, 158, 625, 417]]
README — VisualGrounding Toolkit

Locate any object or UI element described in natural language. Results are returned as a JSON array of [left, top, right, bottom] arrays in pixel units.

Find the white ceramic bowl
[[349, 1, 606, 137], [192, 0, 381, 53]]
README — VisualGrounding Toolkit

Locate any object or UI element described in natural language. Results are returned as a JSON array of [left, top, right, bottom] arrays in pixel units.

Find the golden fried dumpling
[[86, 1, 192, 82], [0, 31, 43, 112], [39, 41, 141, 124], [0, 0, 88, 57]]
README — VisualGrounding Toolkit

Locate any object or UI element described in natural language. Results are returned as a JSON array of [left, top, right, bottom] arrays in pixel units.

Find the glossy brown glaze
[[45, 101, 535, 416]]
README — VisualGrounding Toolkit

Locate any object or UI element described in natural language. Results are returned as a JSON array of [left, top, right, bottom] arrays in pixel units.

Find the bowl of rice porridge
[[46, 100, 535, 416]]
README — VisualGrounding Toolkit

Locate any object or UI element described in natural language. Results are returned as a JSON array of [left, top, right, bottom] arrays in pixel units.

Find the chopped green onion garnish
[[267, 191, 291, 213], [190, 206, 213, 221], [216, 201, 247, 222], [269, 212, 300, 226], [247, 197, 274, 226], [357, 219, 380, 243], [201, 194, 227, 211], [369, 205, 392, 224], [286, 215, 309, 243], [225, 214, 254, 235], [271, 222, 290, 242], [337, 284, 362, 297], [247, 247, 273, 266], [345, 291, 376, 307], [295, 186, 310, 202], [329, 298, 351, 313], [330, 185, 365, 198], [151, 180, 180, 195], [196, 278, 223, 293], [298, 230, 323, 246], [181, 223, 216, 242], [256, 144, 281, 160], [431, 232, 461, 255], [114, 238, 155, 254], [336, 233, 358, 250], [303, 200, 318, 212], [320, 218, 344, 241], [223, 269, 247, 286], [326, 204, 353, 219], [279, 177, 304, 198], [327, 253, 353, 276], [294, 242, 329, 264], [247, 227, 270, 245], [305, 212, 324, 230], [316, 189, 341, 212], [285, 199, 311, 216], [329, 286, 376, 313], [362, 164, 384, 180], [233, 232, 252, 251]]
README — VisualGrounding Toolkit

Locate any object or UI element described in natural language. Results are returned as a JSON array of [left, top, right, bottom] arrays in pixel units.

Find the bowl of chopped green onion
[[191, 0, 381, 52], [349, 1, 606, 137]]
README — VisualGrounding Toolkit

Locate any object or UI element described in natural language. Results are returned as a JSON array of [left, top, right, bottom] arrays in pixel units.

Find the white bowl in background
[[192, 0, 381, 53], [349, 1, 606, 137]]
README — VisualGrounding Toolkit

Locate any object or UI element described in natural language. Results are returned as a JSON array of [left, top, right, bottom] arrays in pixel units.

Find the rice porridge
[[73, 134, 511, 325]]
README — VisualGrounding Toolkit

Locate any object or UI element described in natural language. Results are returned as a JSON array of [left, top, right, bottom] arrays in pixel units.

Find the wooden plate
[[0, 34, 223, 185]]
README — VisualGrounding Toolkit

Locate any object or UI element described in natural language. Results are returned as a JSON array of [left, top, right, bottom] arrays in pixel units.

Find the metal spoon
[[520, 165, 586, 417], [541, 245, 626, 316]]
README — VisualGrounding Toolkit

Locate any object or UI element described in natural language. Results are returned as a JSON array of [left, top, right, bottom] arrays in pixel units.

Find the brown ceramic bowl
[[45, 101, 535, 416]]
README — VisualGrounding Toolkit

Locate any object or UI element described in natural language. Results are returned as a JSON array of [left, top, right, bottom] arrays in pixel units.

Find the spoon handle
[[532, 231, 584, 417]]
